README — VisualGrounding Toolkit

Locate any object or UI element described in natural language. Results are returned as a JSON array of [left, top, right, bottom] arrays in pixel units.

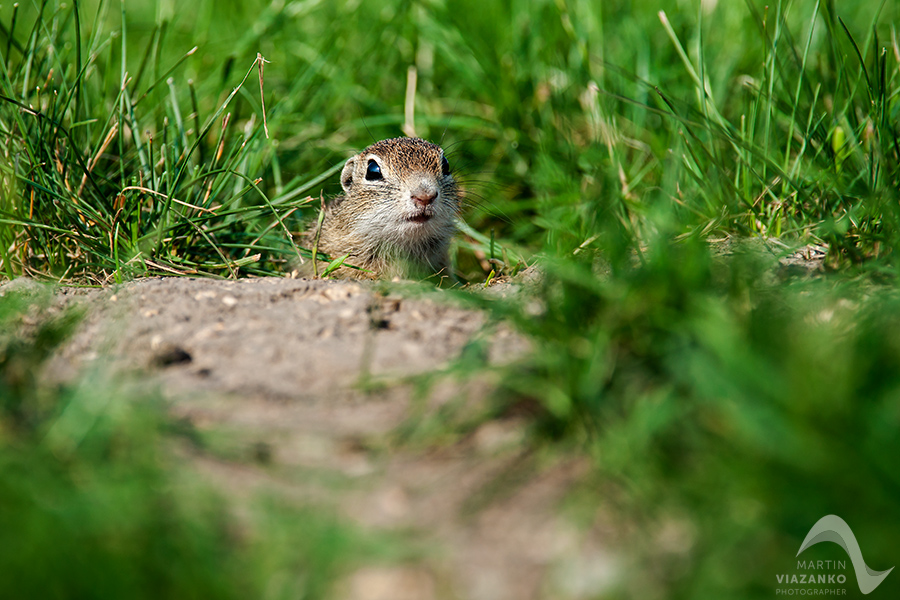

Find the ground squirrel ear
[[341, 158, 356, 193]]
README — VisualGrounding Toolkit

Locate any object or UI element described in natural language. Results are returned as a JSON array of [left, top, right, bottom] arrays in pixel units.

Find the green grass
[[2, 0, 900, 598], [1, 1, 898, 278]]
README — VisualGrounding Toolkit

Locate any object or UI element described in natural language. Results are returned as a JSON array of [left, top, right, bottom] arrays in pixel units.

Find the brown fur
[[302, 137, 459, 280]]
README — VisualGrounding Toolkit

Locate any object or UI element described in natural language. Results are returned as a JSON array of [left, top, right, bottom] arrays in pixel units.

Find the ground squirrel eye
[[365, 159, 383, 181], [441, 155, 450, 177]]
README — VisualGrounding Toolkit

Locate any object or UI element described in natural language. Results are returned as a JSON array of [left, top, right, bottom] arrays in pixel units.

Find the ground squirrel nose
[[412, 188, 437, 208]]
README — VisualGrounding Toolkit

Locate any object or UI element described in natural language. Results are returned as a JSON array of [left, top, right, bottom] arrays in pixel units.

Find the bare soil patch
[[29, 276, 610, 600]]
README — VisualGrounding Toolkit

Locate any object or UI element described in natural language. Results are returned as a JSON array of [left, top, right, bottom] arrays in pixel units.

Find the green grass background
[[2, 0, 900, 598]]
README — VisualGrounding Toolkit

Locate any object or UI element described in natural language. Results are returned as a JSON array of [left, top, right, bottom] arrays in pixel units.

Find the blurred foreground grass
[[0, 287, 400, 599], [474, 239, 900, 597], [2, 0, 900, 598]]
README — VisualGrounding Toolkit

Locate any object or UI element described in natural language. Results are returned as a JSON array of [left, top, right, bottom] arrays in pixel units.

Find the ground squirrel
[[302, 137, 460, 280]]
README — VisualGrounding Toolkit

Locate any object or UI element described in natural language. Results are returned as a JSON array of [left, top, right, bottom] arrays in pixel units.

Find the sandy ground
[[14, 276, 614, 600]]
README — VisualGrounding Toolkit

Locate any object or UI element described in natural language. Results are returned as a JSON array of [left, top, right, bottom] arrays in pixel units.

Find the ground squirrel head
[[338, 137, 458, 243], [315, 137, 460, 279]]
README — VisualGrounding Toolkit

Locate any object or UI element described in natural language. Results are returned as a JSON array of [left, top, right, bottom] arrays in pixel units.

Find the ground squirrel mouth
[[407, 213, 432, 224]]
